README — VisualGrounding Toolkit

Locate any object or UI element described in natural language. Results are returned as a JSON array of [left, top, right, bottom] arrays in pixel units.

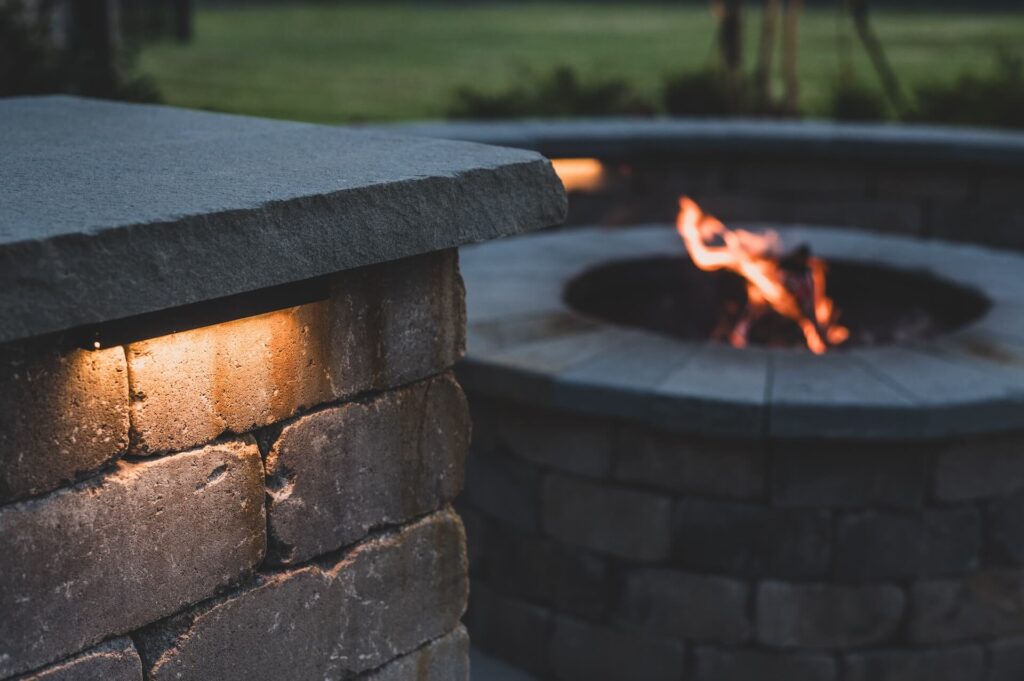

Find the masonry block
[[265, 373, 469, 565], [991, 491, 1024, 564], [614, 428, 765, 499], [835, 508, 981, 580], [127, 251, 464, 455], [756, 582, 904, 649], [463, 448, 542, 532], [934, 433, 1024, 501], [875, 170, 971, 201], [12, 638, 142, 681], [497, 404, 612, 477], [989, 636, 1024, 681], [773, 442, 930, 508], [619, 569, 751, 645], [910, 571, 1024, 643], [734, 163, 868, 199], [361, 626, 469, 681], [136, 509, 467, 681], [692, 647, 837, 681], [483, 525, 610, 620], [844, 646, 985, 681], [549, 615, 685, 681], [0, 439, 266, 678], [467, 582, 552, 679], [543, 474, 672, 561], [672, 498, 831, 578], [0, 344, 128, 503]]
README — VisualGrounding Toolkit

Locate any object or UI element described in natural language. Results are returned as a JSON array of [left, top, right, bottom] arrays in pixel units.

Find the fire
[[552, 158, 606, 193], [676, 197, 849, 354]]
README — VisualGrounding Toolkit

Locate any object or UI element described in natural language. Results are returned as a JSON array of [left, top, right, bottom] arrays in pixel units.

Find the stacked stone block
[[563, 157, 1024, 252], [0, 250, 471, 681], [462, 396, 1024, 681]]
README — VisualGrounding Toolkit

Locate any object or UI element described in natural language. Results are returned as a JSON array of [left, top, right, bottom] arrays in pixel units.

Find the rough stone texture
[[756, 582, 905, 649], [543, 474, 672, 561], [0, 96, 566, 344], [464, 448, 542, 532], [483, 525, 610, 620], [359, 627, 469, 681], [11, 638, 142, 681], [934, 433, 1024, 501], [613, 429, 765, 499], [0, 439, 266, 678], [835, 508, 981, 580], [909, 571, 1024, 643], [467, 583, 552, 679], [128, 251, 465, 455], [496, 405, 612, 478], [0, 343, 128, 504], [265, 373, 469, 565], [772, 442, 930, 508], [549, 615, 685, 681], [692, 647, 837, 681], [619, 569, 751, 644], [844, 646, 985, 681], [672, 498, 831, 578], [989, 636, 1024, 681], [136, 509, 467, 681]]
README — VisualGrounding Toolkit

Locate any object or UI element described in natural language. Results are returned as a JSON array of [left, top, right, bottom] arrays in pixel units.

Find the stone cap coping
[[0, 96, 567, 344], [389, 118, 1024, 167], [458, 225, 1024, 440]]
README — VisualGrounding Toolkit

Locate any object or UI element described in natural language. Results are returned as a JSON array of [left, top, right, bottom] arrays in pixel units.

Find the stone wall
[[566, 156, 1024, 251], [461, 394, 1024, 681], [0, 250, 471, 681]]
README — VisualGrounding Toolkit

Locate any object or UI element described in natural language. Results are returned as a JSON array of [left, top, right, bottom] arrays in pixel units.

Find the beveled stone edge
[[458, 225, 1024, 440]]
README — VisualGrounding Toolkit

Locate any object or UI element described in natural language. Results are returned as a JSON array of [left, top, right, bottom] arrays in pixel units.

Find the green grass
[[135, 2, 1024, 123]]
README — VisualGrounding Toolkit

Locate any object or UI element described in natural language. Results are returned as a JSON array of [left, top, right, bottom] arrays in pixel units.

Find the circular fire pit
[[458, 225, 1024, 681]]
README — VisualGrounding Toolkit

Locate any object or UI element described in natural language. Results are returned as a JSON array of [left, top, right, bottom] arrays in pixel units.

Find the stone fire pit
[[458, 225, 1024, 681], [0, 96, 565, 680]]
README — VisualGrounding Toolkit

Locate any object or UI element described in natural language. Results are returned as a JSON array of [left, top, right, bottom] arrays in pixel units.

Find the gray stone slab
[[0, 96, 566, 343], [12, 638, 142, 681], [651, 344, 770, 437], [769, 350, 918, 438], [364, 627, 469, 681]]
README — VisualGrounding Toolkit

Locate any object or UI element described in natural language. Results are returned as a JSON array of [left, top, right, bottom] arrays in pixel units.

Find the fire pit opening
[[564, 255, 990, 349]]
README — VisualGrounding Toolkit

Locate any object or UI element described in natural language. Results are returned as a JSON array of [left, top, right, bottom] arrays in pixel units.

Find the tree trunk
[[755, 0, 781, 111], [782, 0, 802, 115], [849, 0, 906, 111], [717, 0, 744, 111]]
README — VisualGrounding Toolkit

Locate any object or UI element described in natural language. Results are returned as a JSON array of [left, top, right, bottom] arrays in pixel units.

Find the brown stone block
[[136, 509, 468, 681], [0, 439, 266, 678], [127, 250, 465, 455], [0, 343, 128, 503], [265, 373, 470, 565]]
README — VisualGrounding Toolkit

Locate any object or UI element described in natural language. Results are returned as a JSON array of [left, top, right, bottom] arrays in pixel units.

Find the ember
[[676, 197, 849, 354]]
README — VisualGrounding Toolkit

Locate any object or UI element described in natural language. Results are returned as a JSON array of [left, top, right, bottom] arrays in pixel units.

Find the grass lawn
[[136, 2, 1024, 123]]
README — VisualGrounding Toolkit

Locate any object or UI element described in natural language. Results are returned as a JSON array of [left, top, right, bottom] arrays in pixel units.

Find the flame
[[676, 197, 848, 354], [552, 158, 606, 193]]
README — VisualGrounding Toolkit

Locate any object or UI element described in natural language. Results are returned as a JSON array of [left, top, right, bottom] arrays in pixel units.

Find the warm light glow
[[552, 158, 606, 193], [676, 197, 848, 354], [93, 341, 101, 350]]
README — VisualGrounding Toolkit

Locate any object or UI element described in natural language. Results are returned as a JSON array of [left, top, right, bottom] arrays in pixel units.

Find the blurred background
[[2, 0, 1022, 129]]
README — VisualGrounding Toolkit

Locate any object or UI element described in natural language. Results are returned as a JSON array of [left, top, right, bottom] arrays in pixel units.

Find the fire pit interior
[[566, 256, 989, 350]]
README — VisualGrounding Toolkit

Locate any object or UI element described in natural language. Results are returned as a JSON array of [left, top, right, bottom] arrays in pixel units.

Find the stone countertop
[[457, 225, 1024, 440], [386, 118, 1024, 166], [0, 97, 566, 344]]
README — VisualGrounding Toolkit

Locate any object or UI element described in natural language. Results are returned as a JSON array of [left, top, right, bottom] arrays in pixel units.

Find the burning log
[[676, 197, 848, 354]]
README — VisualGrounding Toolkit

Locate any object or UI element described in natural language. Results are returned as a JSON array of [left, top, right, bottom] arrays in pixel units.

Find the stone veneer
[[0, 97, 566, 680]]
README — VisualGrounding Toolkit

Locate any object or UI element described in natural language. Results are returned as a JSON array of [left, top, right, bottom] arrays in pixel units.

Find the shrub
[[447, 66, 655, 119], [907, 51, 1024, 129], [827, 80, 889, 122]]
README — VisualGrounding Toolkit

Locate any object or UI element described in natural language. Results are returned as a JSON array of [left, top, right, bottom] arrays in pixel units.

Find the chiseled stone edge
[[0, 100, 566, 345], [458, 225, 1024, 439]]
